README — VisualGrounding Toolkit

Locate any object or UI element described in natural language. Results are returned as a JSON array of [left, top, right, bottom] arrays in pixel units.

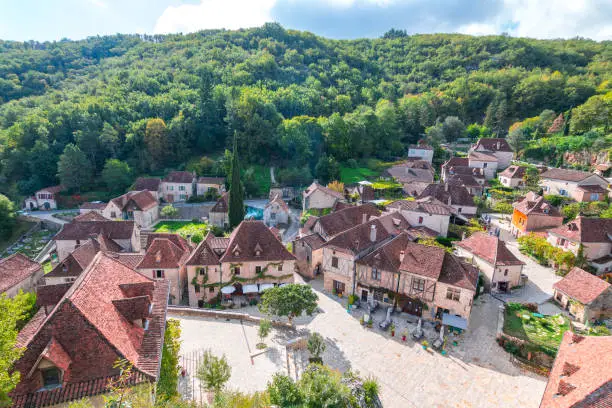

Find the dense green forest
[[0, 23, 610, 201]]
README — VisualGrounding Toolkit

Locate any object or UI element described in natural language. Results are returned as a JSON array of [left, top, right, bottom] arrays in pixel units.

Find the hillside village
[[1, 132, 611, 408]]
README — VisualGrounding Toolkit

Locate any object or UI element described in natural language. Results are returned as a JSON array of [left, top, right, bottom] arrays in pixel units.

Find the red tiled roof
[[540, 168, 601, 183], [303, 182, 344, 200], [265, 194, 290, 212], [186, 233, 222, 266], [540, 332, 612, 408], [455, 232, 524, 266], [137, 238, 190, 269], [387, 198, 452, 216], [419, 182, 475, 207], [73, 211, 108, 222], [499, 165, 527, 180], [548, 216, 612, 243], [399, 241, 446, 280], [301, 215, 319, 235], [553, 267, 610, 305], [385, 164, 435, 184], [357, 233, 412, 272], [469, 151, 498, 162], [163, 171, 194, 183], [296, 233, 326, 251], [36, 283, 73, 308], [445, 165, 485, 178], [41, 337, 72, 372], [315, 204, 381, 238], [47, 239, 101, 278], [79, 202, 107, 210], [210, 192, 228, 213], [439, 253, 479, 291], [37, 185, 64, 195], [576, 184, 608, 193], [197, 177, 225, 185], [113, 253, 146, 270], [443, 157, 469, 168], [134, 177, 161, 192], [0, 253, 42, 294], [472, 138, 512, 152], [448, 174, 481, 187], [409, 143, 433, 151], [220, 220, 296, 263], [54, 220, 136, 241], [513, 192, 562, 217], [110, 190, 158, 212], [145, 233, 190, 251]]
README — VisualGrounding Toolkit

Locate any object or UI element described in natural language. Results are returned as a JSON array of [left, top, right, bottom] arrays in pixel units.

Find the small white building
[[407, 143, 434, 163], [161, 171, 196, 203], [24, 185, 64, 210], [498, 165, 527, 188], [470, 138, 514, 170], [302, 182, 345, 212], [264, 194, 290, 227], [209, 193, 229, 229], [539, 168, 609, 202], [386, 198, 456, 238], [196, 177, 226, 197], [103, 190, 159, 228], [468, 151, 498, 180]]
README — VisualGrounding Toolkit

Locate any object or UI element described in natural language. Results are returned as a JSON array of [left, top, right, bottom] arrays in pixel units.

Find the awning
[[259, 283, 274, 293], [442, 313, 468, 330], [278, 283, 288, 287], [243, 284, 259, 294], [221, 286, 236, 294]]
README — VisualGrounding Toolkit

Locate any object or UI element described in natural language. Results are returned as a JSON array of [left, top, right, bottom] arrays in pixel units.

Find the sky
[[1, 0, 611, 42]]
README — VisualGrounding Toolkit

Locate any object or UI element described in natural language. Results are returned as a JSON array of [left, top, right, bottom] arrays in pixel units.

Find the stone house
[[384, 160, 435, 186], [454, 232, 525, 293], [136, 234, 191, 305], [11, 252, 168, 404], [540, 332, 612, 408], [419, 181, 477, 216], [302, 182, 345, 212], [0, 253, 44, 297], [552, 267, 611, 324], [470, 138, 514, 169], [386, 198, 456, 237], [321, 213, 410, 296], [53, 220, 140, 261], [547, 216, 612, 275], [407, 142, 434, 163], [447, 174, 484, 196], [208, 193, 229, 228], [304, 204, 381, 241], [498, 165, 527, 188], [196, 177, 226, 197], [161, 171, 196, 203], [24, 185, 64, 210], [441, 157, 486, 184], [78, 201, 107, 215], [293, 233, 326, 279], [540, 168, 609, 202], [133, 177, 162, 200], [511, 192, 564, 236], [467, 151, 499, 179], [103, 190, 159, 228], [185, 233, 229, 307], [355, 234, 478, 328], [264, 194, 290, 227]]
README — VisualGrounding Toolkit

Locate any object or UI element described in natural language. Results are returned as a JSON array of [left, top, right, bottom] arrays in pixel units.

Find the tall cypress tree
[[228, 134, 244, 228]]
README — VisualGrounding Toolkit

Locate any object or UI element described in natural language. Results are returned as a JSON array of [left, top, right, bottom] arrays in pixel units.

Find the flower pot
[[402, 335, 406, 341], [422, 345, 427, 350], [391, 331, 395, 337]]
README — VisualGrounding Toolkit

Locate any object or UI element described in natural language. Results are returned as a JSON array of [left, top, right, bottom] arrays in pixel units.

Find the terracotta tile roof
[[576, 184, 608, 193], [387, 198, 452, 216], [445, 165, 485, 178], [113, 253, 146, 270], [409, 143, 433, 151], [41, 337, 72, 372], [553, 267, 610, 305], [548, 216, 612, 244], [303, 182, 344, 200], [332, 201, 352, 211], [540, 332, 612, 408], [315, 204, 381, 238], [448, 174, 481, 188], [540, 168, 598, 182], [399, 241, 446, 280], [220, 221, 296, 263], [359, 185, 376, 201], [513, 192, 562, 217], [134, 177, 161, 191], [137, 238, 190, 269], [163, 171, 195, 183], [265, 194, 290, 212], [499, 165, 527, 179], [385, 163, 435, 183], [472, 138, 513, 152], [401, 181, 431, 197], [469, 151, 498, 162], [186, 233, 222, 266], [406, 226, 439, 240], [54, 220, 136, 241], [419, 182, 475, 207], [197, 176, 225, 185], [455, 232, 525, 266], [37, 185, 64, 195], [301, 215, 320, 235], [79, 202, 107, 210], [36, 283, 73, 308], [15, 308, 47, 348], [357, 233, 412, 272], [296, 233, 326, 251], [210, 192, 228, 213], [15, 252, 169, 388], [110, 190, 158, 212], [439, 254, 479, 291], [73, 211, 108, 222], [324, 213, 410, 256], [145, 233, 190, 251], [207, 235, 230, 253], [47, 239, 101, 278], [0, 253, 42, 294], [443, 157, 469, 167]]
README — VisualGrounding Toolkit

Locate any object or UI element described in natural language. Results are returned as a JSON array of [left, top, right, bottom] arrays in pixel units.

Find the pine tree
[[228, 134, 244, 228]]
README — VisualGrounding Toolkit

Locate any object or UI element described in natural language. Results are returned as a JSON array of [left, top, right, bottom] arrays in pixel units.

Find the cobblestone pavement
[[172, 277, 547, 408]]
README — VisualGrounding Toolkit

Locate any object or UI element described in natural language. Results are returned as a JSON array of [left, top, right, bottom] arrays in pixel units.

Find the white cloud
[[154, 0, 277, 34], [87, 0, 108, 8], [458, 23, 498, 36]]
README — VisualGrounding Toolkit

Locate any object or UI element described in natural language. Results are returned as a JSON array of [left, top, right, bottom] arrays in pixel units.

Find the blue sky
[[1, 0, 611, 42]]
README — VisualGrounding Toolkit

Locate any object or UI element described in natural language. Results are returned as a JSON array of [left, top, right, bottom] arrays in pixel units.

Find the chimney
[[444, 183, 449, 192], [496, 141, 501, 150], [399, 250, 405, 262], [447, 196, 452, 206], [370, 224, 377, 242], [362, 213, 367, 224], [155, 251, 162, 263]]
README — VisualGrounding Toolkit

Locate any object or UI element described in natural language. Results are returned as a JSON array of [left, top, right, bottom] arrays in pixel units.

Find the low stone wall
[[167, 306, 292, 329]]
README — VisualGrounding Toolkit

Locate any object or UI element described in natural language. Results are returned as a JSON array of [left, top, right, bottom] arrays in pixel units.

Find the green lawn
[[503, 303, 570, 355], [339, 166, 378, 184], [153, 221, 210, 238], [0, 220, 36, 254]]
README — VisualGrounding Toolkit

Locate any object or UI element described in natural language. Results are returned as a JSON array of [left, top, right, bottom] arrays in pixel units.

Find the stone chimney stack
[[399, 250, 405, 263], [370, 224, 377, 242], [362, 213, 367, 224], [447, 196, 452, 206], [497, 141, 501, 150], [444, 183, 449, 192]]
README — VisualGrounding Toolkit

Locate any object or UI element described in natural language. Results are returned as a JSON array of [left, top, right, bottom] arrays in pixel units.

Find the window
[[418, 216, 423, 224], [373, 288, 384, 301], [234, 267, 241, 275], [412, 278, 425, 292], [155, 270, 164, 279], [331, 257, 339, 268], [483, 163, 488, 168], [75, 240, 80, 246], [209, 286, 215, 293], [371, 268, 381, 280], [256, 266, 262, 274], [111, 211, 117, 218], [504, 269, 508, 276], [41, 367, 61, 388], [591, 193, 599, 201], [179, 185, 186, 191], [278, 264, 283, 271], [271, 212, 276, 220], [560, 189, 567, 196], [458, 208, 462, 213], [180, 194, 187, 200], [127, 211, 134, 218], [199, 267, 207, 276], [168, 186, 174, 191], [195, 286, 200, 293], [446, 288, 460, 301]]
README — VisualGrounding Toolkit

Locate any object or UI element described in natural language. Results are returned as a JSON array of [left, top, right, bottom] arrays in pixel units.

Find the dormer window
[[41, 367, 61, 388]]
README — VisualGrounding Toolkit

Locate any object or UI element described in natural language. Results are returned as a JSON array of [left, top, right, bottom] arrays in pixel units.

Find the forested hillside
[[0, 23, 610, 200]]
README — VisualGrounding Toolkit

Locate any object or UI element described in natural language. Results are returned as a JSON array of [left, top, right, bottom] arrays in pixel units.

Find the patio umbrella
[[259, 283, 274, 293], [242, 284, 259, 294], [221, 286, 236, 294]]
